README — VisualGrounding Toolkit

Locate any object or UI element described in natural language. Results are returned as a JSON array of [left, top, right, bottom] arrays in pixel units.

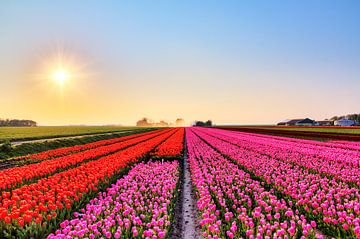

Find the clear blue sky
[[0, 1, 359, 125]]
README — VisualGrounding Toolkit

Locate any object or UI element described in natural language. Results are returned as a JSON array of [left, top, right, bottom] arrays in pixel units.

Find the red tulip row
[[0, 128, 175, 237], [16, 129, 159, 162], [0, 129, 171, 191], [152, 127, 185, 157], [192, 128, 360, 238]]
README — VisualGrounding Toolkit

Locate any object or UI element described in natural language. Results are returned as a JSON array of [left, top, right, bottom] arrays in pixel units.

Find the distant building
[[277, 118, 315, 126], [295, 118, 316, 126], [277, 119, 303, 126], [334, 119, 355, 126], [315, 120, 334, 126]]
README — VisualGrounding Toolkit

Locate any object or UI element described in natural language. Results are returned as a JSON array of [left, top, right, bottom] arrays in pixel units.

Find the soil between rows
[[171, 145, 201, 239]]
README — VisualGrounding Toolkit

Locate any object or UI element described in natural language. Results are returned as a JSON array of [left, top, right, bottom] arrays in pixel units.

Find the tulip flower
[[190, 127, 360, 238], [48, 161, 179, 239]]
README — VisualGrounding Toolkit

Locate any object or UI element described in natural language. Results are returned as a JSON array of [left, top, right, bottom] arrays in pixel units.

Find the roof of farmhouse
[[277, 118, 316, 125], [279, 118, 306, 124]]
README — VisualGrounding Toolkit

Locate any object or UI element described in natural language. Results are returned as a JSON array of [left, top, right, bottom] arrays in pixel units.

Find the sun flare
[[52, 68, 70, 85], [34, 44, 91, 96]]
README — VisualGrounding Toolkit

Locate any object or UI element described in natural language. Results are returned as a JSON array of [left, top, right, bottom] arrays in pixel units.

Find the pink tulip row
[[329, 140, 360, 150], [47, 161, 179, 239], [199, 128, 360, 186], [191, 128, 360, 238], [221, 129, 360, 152], [186, 128, 322, 239], [216, 128, 360, 155], [215, 128, 360, 160]]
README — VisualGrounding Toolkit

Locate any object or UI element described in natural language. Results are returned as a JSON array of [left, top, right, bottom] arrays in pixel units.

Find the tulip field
[[188, 127, 360, 239], [1, 126, 360, 238], [0, 128, 183, 238]]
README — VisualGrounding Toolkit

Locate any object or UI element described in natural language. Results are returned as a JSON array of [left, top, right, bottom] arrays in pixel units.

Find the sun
[[35, 45, 89, 93], [52, 68, 70, 85]]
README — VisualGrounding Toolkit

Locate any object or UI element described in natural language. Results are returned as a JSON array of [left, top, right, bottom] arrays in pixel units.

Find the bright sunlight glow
[[52, 69, 70, 85], [36, 45, 88, 94]]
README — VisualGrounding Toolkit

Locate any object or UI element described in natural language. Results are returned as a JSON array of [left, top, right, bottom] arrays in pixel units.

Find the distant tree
[[0, 118, 37, 127], [194, 120, 213, 127], [194, 121, 204, 127], [136, 118, 170, 127], [347, 114, 360, 124], [205, 120, 212, 126], [175, 118, 185, 126], [157, 120, 169, 127], [136, 118, 151, 127], [330, 113, 360, 125]]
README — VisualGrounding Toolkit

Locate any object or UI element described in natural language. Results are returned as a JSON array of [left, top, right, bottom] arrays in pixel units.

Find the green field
[[0, 126, 144, 142]]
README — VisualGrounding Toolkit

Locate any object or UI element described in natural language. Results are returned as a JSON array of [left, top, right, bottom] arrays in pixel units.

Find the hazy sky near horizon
[[1, 1, 359, 125]]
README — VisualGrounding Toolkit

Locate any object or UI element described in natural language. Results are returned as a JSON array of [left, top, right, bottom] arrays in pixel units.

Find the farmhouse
[[277, 118, 315, 126], [334, 119, 355, 126], [315, 120, 334, 126], [277, 119, 301, 126]]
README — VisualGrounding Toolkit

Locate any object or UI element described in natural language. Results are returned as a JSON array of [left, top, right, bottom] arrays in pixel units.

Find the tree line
[[136, 118, 186, 127], [194, 120, 212, 127], [330, 113, 360, 123], [0, 119, 37, 127]]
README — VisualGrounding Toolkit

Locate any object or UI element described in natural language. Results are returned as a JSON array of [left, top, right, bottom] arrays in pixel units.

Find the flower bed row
[[223, 129, 360, 152], [48, 160, 180, 239], [216, 126, 360, 142], [0, 129, 176, 238], [329, 140, 360, 151], [217, 127, 360, 153], [200, 128, 360, 186], [16, 129, 161, 162], [151, 127, 185, 158], [186, 128, 321, 238], [192, 128, 360, 238], [212, 128, 360, 164], [0, 129, 172, 191]]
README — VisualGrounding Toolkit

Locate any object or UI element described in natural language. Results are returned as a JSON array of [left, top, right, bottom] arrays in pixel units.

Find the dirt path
[[171, 144, 201, 239], [0, 161, 17, 171], [181, 154, 201, 239]]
